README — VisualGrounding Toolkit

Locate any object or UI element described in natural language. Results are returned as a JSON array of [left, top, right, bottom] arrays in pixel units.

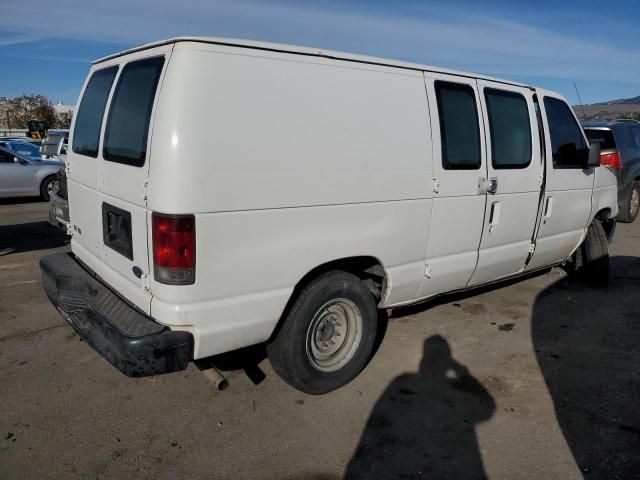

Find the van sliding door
[[415, 74, 488, 299], [467, 81, 544, 286]]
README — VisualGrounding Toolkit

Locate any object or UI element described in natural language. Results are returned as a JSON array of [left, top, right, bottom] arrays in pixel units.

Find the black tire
[[40, 175, 57, 202], [617, 181, 640, 223], [580, 221, 609, 287], [267, 271, 379, 395]]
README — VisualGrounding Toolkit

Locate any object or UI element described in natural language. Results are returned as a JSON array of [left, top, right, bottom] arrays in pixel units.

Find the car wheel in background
[[618, 181, 640, 223], [40, 175, 59, 202]]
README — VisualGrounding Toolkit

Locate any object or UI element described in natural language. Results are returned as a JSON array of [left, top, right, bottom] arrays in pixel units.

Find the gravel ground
[[1, 198, 638, 479]]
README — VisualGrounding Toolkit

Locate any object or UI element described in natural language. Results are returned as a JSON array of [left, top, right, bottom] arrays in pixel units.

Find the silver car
[[0, 146, 63, 201]]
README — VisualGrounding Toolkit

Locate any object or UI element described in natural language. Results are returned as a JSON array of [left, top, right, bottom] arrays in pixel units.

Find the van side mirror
[[586, 141, 601, 168]]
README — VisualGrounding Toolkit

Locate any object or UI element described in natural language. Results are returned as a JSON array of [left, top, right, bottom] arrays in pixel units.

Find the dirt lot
[[0, 199, 638, 480]]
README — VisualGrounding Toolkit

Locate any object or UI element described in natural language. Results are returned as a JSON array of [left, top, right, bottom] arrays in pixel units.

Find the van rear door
[[68, 44, 171, 315], [68, 65, 119, 275], [96, 49, 169, 313]]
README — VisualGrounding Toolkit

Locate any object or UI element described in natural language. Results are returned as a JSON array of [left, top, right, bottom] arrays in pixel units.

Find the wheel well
[[595, 208, 616, 240], [595, 208, 612, 220], [294, 256, 387, 302], [269, 256, 388, 342]]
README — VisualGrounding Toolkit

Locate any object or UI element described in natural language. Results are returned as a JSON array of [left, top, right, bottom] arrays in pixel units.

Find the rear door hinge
[[64, 161, 71, 176], [433, 179, 440, 194], [537, 175, 543, 187], [142, 180, 149, 202], [528, 243, 536, 254], [424, 263, 432, 278], [65, 222, 74, 236], [141, 273, 151, 292]]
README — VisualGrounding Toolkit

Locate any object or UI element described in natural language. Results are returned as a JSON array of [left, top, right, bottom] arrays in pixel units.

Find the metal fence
[[0, 129, 29, 137]]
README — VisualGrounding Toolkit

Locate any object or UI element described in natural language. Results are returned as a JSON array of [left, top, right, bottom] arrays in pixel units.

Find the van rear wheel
[[267, 271, 378, 394]]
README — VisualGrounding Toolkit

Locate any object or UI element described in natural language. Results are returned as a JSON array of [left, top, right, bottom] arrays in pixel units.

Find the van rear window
[[103, 57, 164, 167], [72, 66, 118, 158]]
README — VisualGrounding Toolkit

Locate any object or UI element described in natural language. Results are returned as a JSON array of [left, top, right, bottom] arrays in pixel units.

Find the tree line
[[0, 95, 73, 130]]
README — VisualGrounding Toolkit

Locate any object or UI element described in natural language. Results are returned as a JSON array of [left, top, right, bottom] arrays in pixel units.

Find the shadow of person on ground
[[345, 335, 495, 480], [532, 255, 640, 478], [0, 221, 68, 256]]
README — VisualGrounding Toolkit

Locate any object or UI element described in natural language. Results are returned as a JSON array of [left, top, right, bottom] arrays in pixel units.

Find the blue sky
[[1, 0, 638, 106]]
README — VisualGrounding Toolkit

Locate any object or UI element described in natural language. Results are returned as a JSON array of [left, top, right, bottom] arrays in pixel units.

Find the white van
[[40, 37, 617, 394]]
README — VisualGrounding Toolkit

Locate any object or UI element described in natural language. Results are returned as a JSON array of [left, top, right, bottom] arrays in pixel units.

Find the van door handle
[[544, 197, 553, 218], [489, 201, 501, 232], [486, 177, 498, 194]]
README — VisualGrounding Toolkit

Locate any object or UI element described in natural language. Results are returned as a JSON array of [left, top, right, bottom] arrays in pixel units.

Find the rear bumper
[[40, 253, 193, 377]]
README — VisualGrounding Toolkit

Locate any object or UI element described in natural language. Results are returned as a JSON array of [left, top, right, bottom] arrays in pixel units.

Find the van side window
[[543, 97, 589, 168], [435, 81, 481, 170], [72, 66, 118, 158], [485, 89, 532, 169], [103, 57, 165, 167]]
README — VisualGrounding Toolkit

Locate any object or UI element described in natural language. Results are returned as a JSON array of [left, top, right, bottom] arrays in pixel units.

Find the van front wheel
[[267, 271, 379, 395], [580, 220, 609, 287]]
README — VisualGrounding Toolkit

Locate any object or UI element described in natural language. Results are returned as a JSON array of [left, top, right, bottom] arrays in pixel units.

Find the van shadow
[[345, 335, 495, 480], [0, 221, 68, 256], [0, 196, 45, 205], [532, 255, 640, 478]]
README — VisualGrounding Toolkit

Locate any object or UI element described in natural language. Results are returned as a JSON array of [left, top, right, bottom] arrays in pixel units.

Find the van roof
[[93, 36, 531, 89]]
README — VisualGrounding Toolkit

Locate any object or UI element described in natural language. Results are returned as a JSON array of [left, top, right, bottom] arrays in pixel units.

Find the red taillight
[[152, 213, 195, 285], [600, 151, 621, 170]]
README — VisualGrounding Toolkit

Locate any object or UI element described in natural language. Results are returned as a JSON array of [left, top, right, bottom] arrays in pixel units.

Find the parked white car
[[40, 38, 617, 394]]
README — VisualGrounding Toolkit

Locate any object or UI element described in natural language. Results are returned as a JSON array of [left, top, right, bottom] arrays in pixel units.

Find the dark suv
[[583, 120, 640, 223]]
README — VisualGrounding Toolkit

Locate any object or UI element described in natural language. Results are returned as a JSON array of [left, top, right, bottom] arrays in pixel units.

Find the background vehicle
[[48, 170, 69, 230], [40, 38, 616, 395], [584, 120, 640, 223], [43, 130, 70, 230], [40, 130, 69, 161], [27, 120, 47, 139], [0, 138, 46, 161], [0, 146, 62, 200]]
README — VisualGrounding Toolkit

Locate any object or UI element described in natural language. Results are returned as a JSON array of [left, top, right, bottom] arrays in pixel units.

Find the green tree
[[5, 95, 57, 129]]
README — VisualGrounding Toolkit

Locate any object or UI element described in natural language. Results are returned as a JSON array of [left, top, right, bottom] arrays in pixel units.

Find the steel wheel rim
[[305, 298, 363, 372], [630, 188, 639, 217], [48, 180, 59, 194]]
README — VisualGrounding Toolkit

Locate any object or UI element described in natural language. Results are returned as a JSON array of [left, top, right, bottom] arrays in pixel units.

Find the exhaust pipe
[[195, 360, 229, 391]]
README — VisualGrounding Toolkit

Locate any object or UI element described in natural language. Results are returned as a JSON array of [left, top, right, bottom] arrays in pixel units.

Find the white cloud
[[0, 33, 46, 47], [0, 0, 637, 83]]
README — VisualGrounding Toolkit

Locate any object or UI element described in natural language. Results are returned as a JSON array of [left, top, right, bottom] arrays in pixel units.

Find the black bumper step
[[40, 253, 193, 377]]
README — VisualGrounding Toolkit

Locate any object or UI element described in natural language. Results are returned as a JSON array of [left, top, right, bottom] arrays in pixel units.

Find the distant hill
[[574, 95, 640, 121], [599, 95, 640, 106]]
